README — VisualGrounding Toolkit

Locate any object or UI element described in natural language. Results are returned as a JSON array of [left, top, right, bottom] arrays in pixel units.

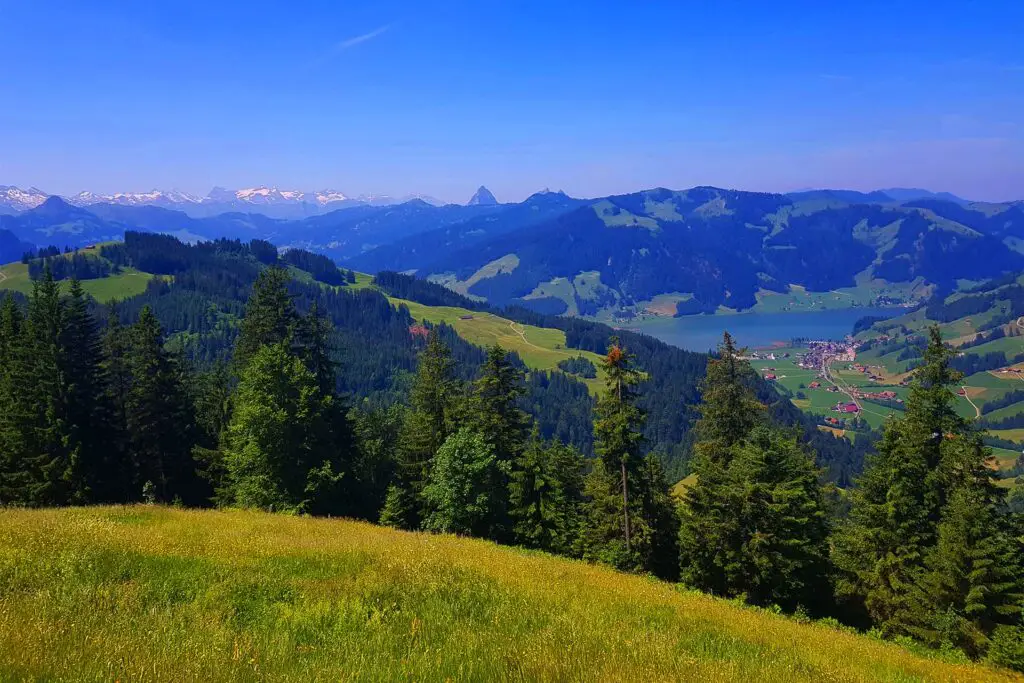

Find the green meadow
[[0, 506, 1016, 682]]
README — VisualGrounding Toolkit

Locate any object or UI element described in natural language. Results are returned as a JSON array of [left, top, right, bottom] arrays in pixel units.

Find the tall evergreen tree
[[62, 279, 109, 501], [126, 306, 196, 503], [393, 329, 461, 528], [833, 326, 988, 636], [0, 294, 28, 503], [234, 266, 297, 369], [17, 267, 74, 505], [468, 344, 529, 539], [297, 299, 337, 396], [510, 427, 585, 554], [580, 337, 677, 576], [906, 434, 1023, 657], [679, 333, 828, 610], [223, 342, 342, 513]]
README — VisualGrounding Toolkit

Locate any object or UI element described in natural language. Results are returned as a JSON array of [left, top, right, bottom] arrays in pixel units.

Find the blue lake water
[[625, 307, 905, 352]]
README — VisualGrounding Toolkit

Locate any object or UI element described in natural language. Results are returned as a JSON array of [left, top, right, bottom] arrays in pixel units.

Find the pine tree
[[580, 337, 677, 576], [422, 428, 499, 536], [510, 427, 585, 554], [61, 279, 109, 502], [0, 294, 28, 503], [833, 326, 981, 636], [907, 435, 1023, 658], [234, 266, 297, 369], [126, 306, 196, 503], [469, 344, 529, 539], [397, 329, 460, 526], [17, 267, 74, 505], [223, 342, 341, 513]]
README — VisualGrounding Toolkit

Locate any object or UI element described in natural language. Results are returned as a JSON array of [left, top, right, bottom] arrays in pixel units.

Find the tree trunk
[[621, 459, 631, 552]]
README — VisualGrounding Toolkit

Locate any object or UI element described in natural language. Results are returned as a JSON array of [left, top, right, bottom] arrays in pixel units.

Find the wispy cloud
[[304, 24, 391, 70], [336, 24, 391, 51]]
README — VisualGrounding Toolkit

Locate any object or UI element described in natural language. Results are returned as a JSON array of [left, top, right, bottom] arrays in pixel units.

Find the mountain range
[[2, 184, 1021, 317], [0, 185, 452, 219]]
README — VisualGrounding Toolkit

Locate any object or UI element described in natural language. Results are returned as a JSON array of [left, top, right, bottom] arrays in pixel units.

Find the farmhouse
[[764, 373, 777, 381], [835, 402, 860, 414]]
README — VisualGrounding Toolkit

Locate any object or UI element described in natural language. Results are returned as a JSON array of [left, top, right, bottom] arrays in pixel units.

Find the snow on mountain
[[1, 183, 444, 217], [315, 190, 349, 205], [0, 186, 49, 212]]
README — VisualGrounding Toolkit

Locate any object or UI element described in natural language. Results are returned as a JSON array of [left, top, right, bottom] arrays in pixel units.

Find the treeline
[[281, 248, 355, 286], [2, 264, 1022, 669], [28, 252, 116, 281], [557, 355, 597, 378], [374, 272, 870, 486]]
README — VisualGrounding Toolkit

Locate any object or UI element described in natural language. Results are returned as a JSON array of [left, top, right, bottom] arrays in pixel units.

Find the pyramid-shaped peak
[[468, 186, 498, 206]]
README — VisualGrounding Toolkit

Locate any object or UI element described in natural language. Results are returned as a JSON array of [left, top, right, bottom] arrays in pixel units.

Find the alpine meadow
[[3, 1, 1024, 680]]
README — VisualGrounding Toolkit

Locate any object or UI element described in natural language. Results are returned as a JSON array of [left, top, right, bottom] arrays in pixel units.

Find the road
[[962, 386, 981, 419]]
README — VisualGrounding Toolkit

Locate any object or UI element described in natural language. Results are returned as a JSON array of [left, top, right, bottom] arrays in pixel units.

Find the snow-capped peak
[[0, 185, 49, 211], [315, 190, 348, 205]]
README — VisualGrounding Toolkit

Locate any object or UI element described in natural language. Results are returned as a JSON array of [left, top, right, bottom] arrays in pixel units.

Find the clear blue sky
[[1, 0, 1022, 202]]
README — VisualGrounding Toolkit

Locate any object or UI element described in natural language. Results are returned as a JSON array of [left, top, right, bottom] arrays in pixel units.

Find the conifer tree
[[580, 337, 676, 576], [395, 329, 460, 527], [234, 266, 297, 369], [0, 294, 28, 502], [18, 267, 74, 505], [833, 326, 988, 636], [223, 342, 341, 513], [126, 306, 196, 503], [680, 333, 828, 609], [510, 427, 585, 554], [297, 299, 337, 396], [468, 344, 529, 539], [906, 434, 1023, 657], [62, 279, 110, 501]]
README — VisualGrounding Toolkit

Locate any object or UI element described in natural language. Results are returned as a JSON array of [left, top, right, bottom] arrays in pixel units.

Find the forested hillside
[[394, 187, 1024, 315]]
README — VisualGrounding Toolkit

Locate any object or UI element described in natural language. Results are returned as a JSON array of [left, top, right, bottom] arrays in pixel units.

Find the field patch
[[389, 296, 606, 393], [0, 506, 1011, 682]]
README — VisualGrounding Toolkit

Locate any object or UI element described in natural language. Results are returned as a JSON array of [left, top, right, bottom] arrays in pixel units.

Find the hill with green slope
[[0, 505, 1015, 682], [0, 247, 156, 302], [377, 188, 1024, 318]]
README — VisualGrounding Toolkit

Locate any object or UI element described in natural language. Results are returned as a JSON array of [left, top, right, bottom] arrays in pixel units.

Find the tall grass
[[0, 506, 1017, 681]]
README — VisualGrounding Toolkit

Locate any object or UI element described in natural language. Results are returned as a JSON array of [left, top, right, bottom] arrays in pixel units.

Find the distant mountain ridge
[[4, 184, 1023, 323], [0, 184, 449, 219]]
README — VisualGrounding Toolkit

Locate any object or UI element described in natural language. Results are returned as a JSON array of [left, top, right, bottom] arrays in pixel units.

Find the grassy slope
[[0, 260, 154, 303], [0, 506, 1015, 682], [390, 296, 607, 394]]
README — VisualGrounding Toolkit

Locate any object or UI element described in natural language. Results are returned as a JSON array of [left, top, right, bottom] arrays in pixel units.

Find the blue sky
[[1, 0, 1022, 202]]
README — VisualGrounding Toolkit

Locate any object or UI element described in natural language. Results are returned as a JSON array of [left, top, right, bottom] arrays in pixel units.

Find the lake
[[624, 307, 904, 352]]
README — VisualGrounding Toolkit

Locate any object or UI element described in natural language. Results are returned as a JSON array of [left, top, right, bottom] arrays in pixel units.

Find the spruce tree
[[18, 267, 74, 505], [907, 434, 1023, 658], [679, 333, 828, 610], [61, 279, 110, 502], [396, 329, 460, 526], [679, 332, 763, 595], [833, 326, 984, 636], [0, 294, 28, 503], [223, 342, 341, 513], [99, 304, 135, 501], [510, 427, 585, 554], [580, 337, 676, 576], [469, 344, 529, 539], [234, 266, 297, 369], [126, 306, 196, 503]]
